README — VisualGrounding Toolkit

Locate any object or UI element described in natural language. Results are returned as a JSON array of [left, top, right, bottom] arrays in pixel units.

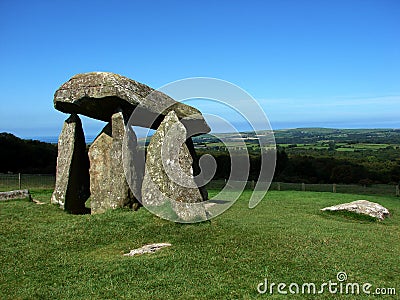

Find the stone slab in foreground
[[321, 200, 390, 220], [123, 243, 172, 256], [0, 189, 32, 201]]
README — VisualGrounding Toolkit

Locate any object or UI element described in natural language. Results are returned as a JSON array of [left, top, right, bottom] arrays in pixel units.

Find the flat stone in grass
[[0, 189, 32, 201], [321, 200, 390, 221], [123, 243, 171, 256]]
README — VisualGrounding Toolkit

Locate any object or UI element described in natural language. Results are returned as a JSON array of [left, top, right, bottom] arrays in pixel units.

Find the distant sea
[[28, 136, 97, 144], [23, 123, 400, 144]]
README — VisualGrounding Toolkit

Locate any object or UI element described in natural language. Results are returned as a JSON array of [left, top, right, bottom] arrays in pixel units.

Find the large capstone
[[141, 110, 207, 222], [54, 72, 210, 133], [89, 111, 140, 214], [51, 114, 90, 214]]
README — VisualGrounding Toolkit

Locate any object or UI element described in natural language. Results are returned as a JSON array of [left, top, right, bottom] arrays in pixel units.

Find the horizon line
[[3, 126, 399, 142]]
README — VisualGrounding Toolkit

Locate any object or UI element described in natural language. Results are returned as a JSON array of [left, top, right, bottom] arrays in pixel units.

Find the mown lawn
[[1, 190, 399, 299]]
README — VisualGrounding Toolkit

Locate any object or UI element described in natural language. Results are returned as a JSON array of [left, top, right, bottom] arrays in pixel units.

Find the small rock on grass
[[123, 243, 172, 256], [321, 200, 390, 221]]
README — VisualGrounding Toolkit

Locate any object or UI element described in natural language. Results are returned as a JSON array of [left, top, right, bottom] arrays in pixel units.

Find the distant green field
[[279, 143, 329, 150], [277, 143, 398, 151], [335, 147, 355, 152], [193, 128, 400, 153], [352, 143, 392, 149], [1, 190, 399, 299], [205, 142, 399, 152]]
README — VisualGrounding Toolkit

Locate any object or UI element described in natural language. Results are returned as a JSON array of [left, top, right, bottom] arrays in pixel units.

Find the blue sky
[[0, 0, 399, 138]]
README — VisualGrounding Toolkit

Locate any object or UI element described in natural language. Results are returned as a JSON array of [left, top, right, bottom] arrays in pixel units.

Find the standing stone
[[51, 114, 90, 214], [89, 111, 140, 214], [88, 123, 112, 213], [142, 111, 207, 222]]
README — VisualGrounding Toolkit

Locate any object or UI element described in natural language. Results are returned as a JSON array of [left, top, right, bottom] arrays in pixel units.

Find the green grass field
[[1, 190, 399, 299], [279, 142, 398, 152]]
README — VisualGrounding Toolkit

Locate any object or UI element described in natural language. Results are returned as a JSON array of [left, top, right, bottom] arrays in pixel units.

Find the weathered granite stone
[[89, 111, 140, 214], [54, 72, 210, 133], [51, 114, 90, 213], [321, 200, 390, 220], [89, 123, 112, 213], [142, 111, 207, 222]]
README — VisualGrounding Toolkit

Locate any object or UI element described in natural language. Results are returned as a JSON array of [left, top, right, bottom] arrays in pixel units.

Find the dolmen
[[51, 72, 210, 219]]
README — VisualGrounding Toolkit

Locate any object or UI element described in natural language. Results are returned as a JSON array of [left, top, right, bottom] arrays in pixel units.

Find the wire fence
[[206, 180, 400, 197], [0, 173, 55, 191], [0, 173, 399, 197]]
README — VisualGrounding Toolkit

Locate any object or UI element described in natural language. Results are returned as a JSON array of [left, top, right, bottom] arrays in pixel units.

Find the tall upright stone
[[142, 111, 207, 222], [51, 114, 90, 214], [89, 111, 140, 214]]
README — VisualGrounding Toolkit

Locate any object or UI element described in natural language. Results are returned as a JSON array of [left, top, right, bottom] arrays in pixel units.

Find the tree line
[[196, 149, 400, 185], [1, 132, 399, 185], [0, 133, 57, 174]]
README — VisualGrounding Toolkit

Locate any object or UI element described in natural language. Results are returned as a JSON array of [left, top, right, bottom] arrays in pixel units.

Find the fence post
[[302, 183, 305, 191], [18, 173, 21, 190], [277, 182, 281, 191], [396, 185, 399, 197], [333, 184, 336, 193]]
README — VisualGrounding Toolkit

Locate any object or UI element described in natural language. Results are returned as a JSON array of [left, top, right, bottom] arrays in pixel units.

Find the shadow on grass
[[319, 210, 380, 223]]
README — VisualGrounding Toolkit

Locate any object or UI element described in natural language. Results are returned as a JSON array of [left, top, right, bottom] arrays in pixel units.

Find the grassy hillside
[[273, 128, 400, 144], [192, 128, 400, 145], [1, 190, 399, 299], [193, 128, 400, 184], [0, 133, 57, 174]]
